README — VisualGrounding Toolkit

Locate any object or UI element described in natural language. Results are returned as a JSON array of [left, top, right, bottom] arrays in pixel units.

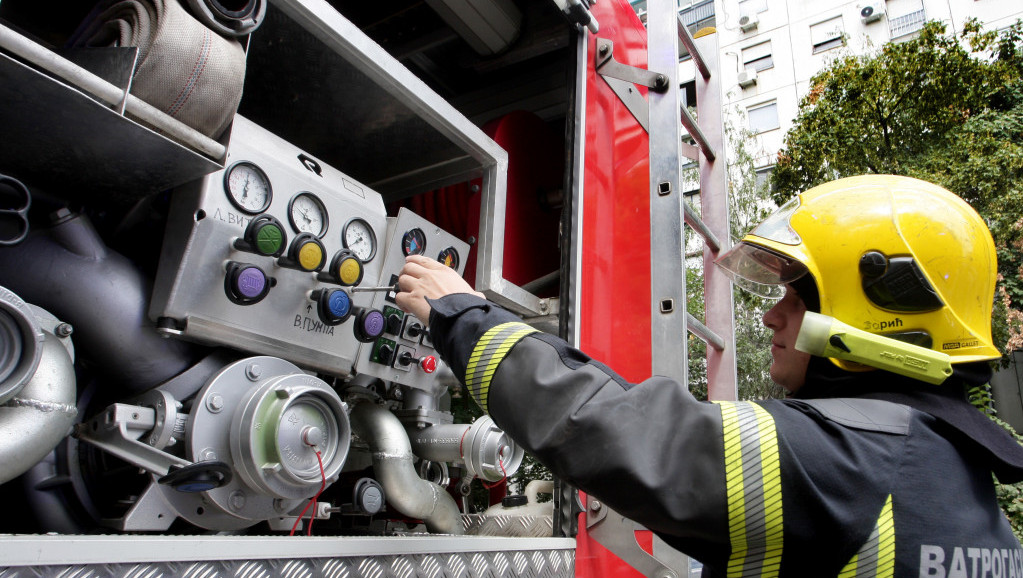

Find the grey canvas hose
[[69, 0, 246, 139]]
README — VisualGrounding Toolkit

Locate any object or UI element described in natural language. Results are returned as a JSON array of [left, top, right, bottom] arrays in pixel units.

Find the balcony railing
[[889, 8, 926, 38]]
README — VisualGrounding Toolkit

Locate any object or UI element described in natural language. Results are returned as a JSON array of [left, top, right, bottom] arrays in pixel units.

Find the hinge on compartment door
[[595, 38, 670, 133]]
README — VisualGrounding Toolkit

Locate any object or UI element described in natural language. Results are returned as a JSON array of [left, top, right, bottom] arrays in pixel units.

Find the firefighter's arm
[[422, 292, 732, 549]]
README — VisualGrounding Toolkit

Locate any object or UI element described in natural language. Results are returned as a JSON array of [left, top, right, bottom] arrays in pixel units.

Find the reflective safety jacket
[[427, 294, 1023, 578]]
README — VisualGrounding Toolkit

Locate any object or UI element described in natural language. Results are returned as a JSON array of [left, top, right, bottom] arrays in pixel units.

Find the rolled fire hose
[[68, 0, 246, 139]]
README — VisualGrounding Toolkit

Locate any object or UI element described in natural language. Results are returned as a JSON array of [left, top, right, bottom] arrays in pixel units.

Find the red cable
[[480, 455, 508, 489], [307, 450, 326, 536], [288, 450, 327, 536]]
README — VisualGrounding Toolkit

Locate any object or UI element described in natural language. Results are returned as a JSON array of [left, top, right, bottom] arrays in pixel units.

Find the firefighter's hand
[[396, 255, 485, 321]]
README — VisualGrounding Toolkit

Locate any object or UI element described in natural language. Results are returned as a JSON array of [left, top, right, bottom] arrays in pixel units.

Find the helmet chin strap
[[795, 312, 953, 385]]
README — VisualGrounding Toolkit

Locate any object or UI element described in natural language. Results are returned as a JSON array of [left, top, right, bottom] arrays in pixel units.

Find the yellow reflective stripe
[[757, 405, 784, 576], [464, 322, 538, 412], [720, 402, 749, 570], [838, 555, 860, 578], [715, 401, 783, 578], [877, 495, 896, 578], [838, 494, 895, 578]]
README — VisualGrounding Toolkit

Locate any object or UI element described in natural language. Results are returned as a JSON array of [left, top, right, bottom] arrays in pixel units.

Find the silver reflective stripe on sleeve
[[715, 401, 784, 578]]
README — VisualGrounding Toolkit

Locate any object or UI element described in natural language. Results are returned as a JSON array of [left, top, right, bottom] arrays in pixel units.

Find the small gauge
[[401, 228, 427, 256], [437, 247, 460, 270], [342, 218, 377, 262], [224, 161, 272, 214], [288, 192, 328, 237]]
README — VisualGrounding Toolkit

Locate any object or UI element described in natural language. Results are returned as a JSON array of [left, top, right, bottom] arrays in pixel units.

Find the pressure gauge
[[437, 247, 460, 269], [401, 228, 427, 256], [342, 218, 377, 262], [224, 161, 272, 214], [288, 192, 328, 237]]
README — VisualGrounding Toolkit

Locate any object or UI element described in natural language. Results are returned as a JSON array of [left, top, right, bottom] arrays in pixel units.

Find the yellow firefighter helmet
[[716, 174, 1000, 365]]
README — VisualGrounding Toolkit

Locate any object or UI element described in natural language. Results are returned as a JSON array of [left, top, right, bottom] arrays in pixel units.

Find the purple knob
[[236, 267, 267, 299], [363, 310, 385, 336], [353, 308, 386, 343], [225, 262, 271, 305]]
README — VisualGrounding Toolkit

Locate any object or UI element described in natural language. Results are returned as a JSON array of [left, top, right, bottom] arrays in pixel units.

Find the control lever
[[398, 351, 437, 374], [351, 283, 400, 294]]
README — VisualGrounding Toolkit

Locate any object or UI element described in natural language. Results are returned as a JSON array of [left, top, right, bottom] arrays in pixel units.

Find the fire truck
[[0, 0, 735, 575]]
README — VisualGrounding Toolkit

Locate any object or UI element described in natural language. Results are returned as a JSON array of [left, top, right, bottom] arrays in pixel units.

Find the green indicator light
[[256, 224, 283, 255]]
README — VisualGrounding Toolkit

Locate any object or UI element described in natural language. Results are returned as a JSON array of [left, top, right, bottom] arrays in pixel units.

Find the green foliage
[[772, 21, 999, 197], [968, 384, 1023, 542], [771, 19, 1023, 360]]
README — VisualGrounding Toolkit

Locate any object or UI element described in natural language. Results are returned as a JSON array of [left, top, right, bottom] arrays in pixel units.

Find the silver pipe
[[0, 310, 77, 485], [408, 416, 523, 483], [0, 212, 198, 392], [349, 402, 463, 535], [0, 23, 226, 160]]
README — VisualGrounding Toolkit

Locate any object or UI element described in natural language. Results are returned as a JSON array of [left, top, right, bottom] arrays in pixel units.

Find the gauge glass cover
[[401, 228, 427, 256], [224, 161, 272, 214], [288, 192, 328, 237], [342, 218, 377, 262], [437, 247, 460, 269]]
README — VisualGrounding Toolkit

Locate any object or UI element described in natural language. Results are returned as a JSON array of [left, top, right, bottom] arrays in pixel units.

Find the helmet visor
[[715, 242, 809, 299], [749, 196, 803, 245]]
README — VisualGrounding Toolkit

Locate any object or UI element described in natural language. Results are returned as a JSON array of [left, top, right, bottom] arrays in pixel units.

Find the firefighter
[[395, 175, 1023, 577]]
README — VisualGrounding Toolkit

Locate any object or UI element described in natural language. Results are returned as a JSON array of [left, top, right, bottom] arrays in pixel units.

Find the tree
[[771, 19, 1023, 358]]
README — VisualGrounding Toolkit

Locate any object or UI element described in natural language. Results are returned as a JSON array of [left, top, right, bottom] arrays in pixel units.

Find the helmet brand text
[[864, 318, 904, 332]]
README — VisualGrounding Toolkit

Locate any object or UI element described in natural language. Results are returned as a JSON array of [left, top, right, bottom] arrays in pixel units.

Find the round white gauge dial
[[224, 162, 272, 214], [342, 218, 377, 262], [288, 192, 328, 237]]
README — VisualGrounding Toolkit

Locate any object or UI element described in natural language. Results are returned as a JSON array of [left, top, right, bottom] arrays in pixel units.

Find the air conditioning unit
[[738, 68, 758, 88], [860, 1, 885, 24], [739, 14, 759, 33]]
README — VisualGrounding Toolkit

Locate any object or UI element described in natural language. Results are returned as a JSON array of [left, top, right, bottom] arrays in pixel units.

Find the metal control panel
[[150, 116, 388, 377], [354, 208, 470, 391]]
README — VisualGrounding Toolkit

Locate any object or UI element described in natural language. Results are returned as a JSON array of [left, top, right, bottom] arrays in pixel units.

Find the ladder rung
[[679, 104, 716, 161], [681, 142, 699, 162], [677, 13, 710, 80], [687, 313, 725, 351], [683, 203, 721, 253]]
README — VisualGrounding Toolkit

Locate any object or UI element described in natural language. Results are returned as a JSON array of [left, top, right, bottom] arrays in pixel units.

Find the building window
[[886, 0, 925, 38], [755, 166, 774, 192], [742, 41, 774, 72], [810, 16, 845, 54], [748, 101, 779, 134], [738, 0, 768, 16]]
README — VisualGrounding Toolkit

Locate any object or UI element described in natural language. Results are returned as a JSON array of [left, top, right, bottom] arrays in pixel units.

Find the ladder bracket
[[595, 38, 670, 93]]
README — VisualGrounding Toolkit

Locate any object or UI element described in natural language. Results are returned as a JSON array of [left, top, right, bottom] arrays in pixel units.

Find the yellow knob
[[297, 242, 324, 271], [338, 257, 362, 286]]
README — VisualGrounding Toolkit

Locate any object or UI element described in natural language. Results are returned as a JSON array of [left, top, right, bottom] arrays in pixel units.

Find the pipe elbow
[[350, 401, 463, 535]]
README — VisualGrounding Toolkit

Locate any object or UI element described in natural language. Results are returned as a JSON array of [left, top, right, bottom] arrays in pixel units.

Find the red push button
[[419, 355, 437, 374]]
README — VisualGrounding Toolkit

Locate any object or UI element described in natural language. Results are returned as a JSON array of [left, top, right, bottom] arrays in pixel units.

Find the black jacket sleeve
[[428, 294, 731, 558]]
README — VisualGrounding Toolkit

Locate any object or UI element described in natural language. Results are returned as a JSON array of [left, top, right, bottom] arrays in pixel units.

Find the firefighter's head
[[716, 174, 1000, 386]]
